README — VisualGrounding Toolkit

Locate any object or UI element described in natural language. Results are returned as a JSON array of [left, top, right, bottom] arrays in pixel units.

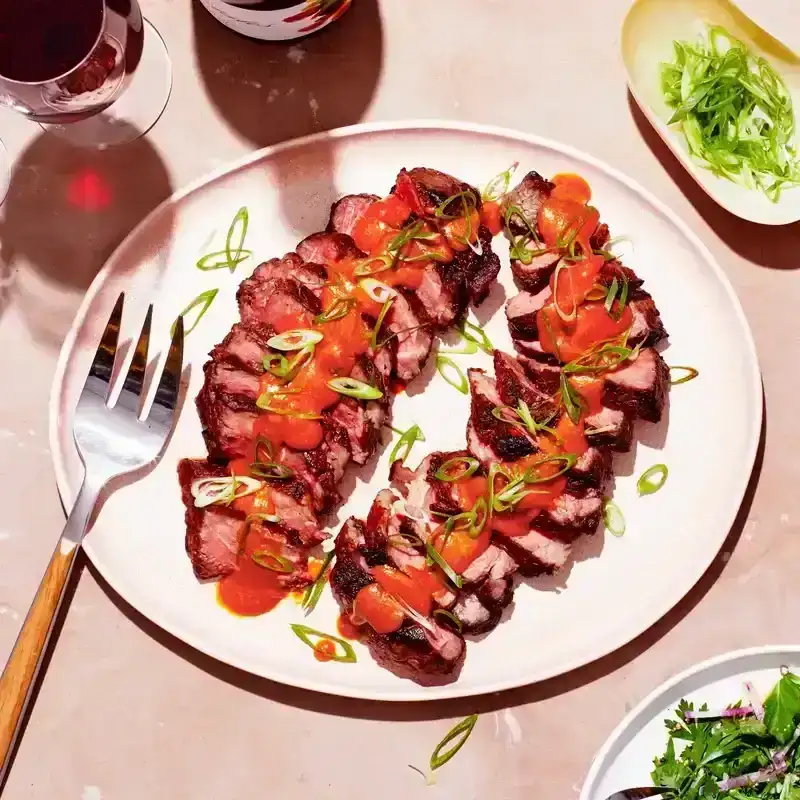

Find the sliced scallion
[[225, 207, 249, 274], [460, 319, 494, 354], [434, 456, 479, 482], [327, 377, 383, 400], [249, 462, 294, 480], [603, 500, 626, 537], [637, 464, 668, 496], [669, 365, 699, 385], [301, 550, 335, 614], [552, 259, 577, 322], [559, 372, 585, 424], [432, 608, 463, 633], [289, 624, 357, 663], [267, 329, 323, 352], [436, 355, 469, 394], [359, 278, 397, 304], [196, 249, 252, 272], [481, 162, 519, 202], [522, 453, 578, 484], [251, 551, 294, 573], [172, 289, 219, 337], [425, 541, 463, 588], [388, 423, 426, 464], [352, 254, 394, 277], [314, 297, 355, 325], [370, 296, 395, 350], [429, 715, 479, 772], [190, 475, 261, 508]]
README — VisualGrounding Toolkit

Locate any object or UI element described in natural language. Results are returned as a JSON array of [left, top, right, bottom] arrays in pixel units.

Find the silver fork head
[[605, 789, 669, 800], [74, 293, 184, 484]]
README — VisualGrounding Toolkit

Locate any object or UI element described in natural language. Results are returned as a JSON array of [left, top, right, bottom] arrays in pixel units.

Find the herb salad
[[652, 668, 800, 797]]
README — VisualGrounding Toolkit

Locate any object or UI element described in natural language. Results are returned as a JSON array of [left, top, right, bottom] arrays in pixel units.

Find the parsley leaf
[[764, 673, 800, 745]]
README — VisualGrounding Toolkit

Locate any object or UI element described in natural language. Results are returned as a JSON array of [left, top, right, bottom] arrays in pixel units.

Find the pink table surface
[[0, 1, 796, 797]]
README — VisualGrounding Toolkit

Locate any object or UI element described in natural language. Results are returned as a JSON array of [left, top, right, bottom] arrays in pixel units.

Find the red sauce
[[336, 613, 362, 640], [480, 200, 504, 235], [313, 639, 338, 662], [551, 173, 592, 204], [539, 301, 633, 363], [352, 583, 405, 633], [217, 526, 295, 616]]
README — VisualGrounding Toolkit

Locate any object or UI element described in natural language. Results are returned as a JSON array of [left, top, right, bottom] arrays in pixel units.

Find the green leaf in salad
[[660, 25, 800, 202], [764, 671, 800, 745]]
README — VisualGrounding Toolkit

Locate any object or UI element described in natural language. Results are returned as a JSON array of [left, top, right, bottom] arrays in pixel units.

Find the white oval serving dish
[[622, 0, 800, 225]]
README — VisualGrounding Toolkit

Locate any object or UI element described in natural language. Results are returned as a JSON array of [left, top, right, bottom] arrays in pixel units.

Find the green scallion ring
[[327, 377, 383, 400]]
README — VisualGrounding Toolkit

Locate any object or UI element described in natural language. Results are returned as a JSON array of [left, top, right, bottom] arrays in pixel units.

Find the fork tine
[[148, 314, 184, 429], [85, 293, 124, 402], [116, 305, 153, 414]]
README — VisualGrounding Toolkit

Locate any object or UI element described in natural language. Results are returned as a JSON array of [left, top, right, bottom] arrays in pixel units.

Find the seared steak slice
[[248, 253, 327, 297], [604, 347, 669, 423], [464, 225, 502, 305], [596, 259, 644, 293], [492, 526, 571, 576], [269, 478, 326, 546], [501, 171, 553, 235], [210, 323, 271, 373], [518, 356, 561, 397], [628, 292, 668, 348], [385, 289, 433, 382], [393, 167, 475, 215], [494, 350, 557, 421], [510, 246, 560, 294], [237, 270, 321, 333], [568, 447, 613, 493], [416, 265, 460, 327], [202, 361, 260, 402], [506, 287, 551, 340], [179, 459, 244, 581], [454, 544, 518, 635], [295, 231, 364, 265], [196, 389, 258, 461], [537, 488, 604, 539], [467, 369, 534, 465], [328, 194, 379, 236], [585, 405, 634, 453], [330, 515, 466, 685]]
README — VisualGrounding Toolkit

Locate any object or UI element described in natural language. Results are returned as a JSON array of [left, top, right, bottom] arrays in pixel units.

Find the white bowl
[[622, 0, 800, 224], [196, 0, 352, 42]]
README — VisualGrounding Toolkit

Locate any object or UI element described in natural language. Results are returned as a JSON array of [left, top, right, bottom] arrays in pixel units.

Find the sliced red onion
[[772, 724, 800, 771], [743, 681, 765, 723], [683, 706, 754, 721], [717, 766, 782, 791]]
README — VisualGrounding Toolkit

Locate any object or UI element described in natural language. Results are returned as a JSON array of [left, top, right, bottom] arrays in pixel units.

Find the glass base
[[38, 19, 172, 149]]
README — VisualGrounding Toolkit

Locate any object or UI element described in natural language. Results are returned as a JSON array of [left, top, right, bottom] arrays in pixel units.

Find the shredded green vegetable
[[661, 24, 800, 201]]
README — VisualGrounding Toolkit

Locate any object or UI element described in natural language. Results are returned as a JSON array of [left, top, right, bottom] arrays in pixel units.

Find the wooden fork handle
[[0, 540, 77, 777]]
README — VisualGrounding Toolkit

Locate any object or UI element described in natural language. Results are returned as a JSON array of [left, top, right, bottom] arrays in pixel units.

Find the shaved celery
[[661, 25, 800, 201]]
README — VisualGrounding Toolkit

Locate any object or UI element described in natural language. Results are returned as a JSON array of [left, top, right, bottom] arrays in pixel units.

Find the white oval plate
[[622, 0, 800, 225], [50, 121, 762, 701], [580, 646, 800, 798]]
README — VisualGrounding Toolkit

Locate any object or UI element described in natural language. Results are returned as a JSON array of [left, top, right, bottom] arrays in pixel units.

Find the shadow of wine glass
[[0, 123, 173, 348], [190, 0, 383, 234], [628, 91, 800, 269]]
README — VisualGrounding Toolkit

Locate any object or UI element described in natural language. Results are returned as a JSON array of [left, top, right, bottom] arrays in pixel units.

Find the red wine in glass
[[0, 0, 171, 145]]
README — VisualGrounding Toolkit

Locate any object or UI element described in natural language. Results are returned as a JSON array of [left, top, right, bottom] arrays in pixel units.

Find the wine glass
[[0, 0, 172, 160]]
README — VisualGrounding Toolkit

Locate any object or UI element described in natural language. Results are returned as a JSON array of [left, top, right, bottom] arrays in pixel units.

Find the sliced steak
[[248, 253, 327, 297], [467, 369, 534, 465], [269, 478, 326, 546], [628, 292, 668, 348], [604, 347, 669, 423], [196, 389, 258, 461], [202, 361, 260, 402], [568, 447, 613, 493], [510, 246, 560, 294], [330, 515, 466, 685], [494, 349, 557, 421], [501, 171, 553, 235], [385, 289, 433, 382], [585, 405, 634, 453], [416, 264, 460, 327], [518, 356, 561, 396], [506, 287, 551, 340], [327, 194, 379, 236], [295, 231, 364, 265], [210, 323, 271, 373], [537, 488, 604, 539], [493, 526, 572, 576], [461, 225, 502, 305], [393, 167, 475, 215], [237, 272, 320, 333], [179, 459, 244, 581]]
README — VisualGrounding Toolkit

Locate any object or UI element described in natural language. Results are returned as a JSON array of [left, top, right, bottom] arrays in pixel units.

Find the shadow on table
[[90, 389, 767, 723], [628, 91, 800, 270], [0, 124, 173, 348], [190, 0, 383, 234]]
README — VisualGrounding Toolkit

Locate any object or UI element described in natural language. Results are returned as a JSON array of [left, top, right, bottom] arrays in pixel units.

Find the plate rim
[[48, 119, 764, 701], [579, 644, 800, 798]]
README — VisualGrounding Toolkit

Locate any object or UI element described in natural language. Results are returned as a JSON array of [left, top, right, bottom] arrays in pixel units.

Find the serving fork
[[0, 294, 183, 784], [604, 789, 668, 799]]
